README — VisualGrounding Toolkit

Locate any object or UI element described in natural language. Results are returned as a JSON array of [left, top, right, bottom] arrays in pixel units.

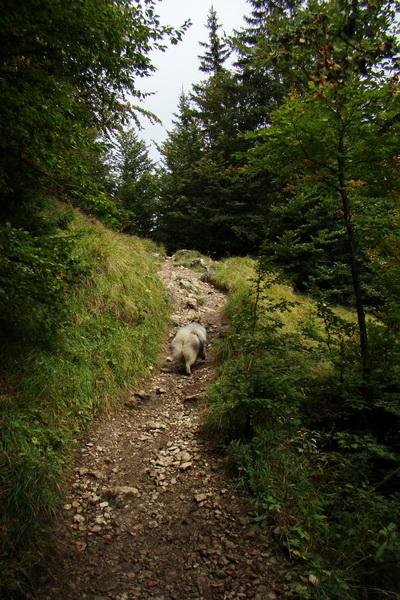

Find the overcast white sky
[[136, 0, 250, 162]]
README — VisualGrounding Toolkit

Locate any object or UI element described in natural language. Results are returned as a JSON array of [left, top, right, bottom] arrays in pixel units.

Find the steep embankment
[[1, 213, 177, 598], [29, 255, 288, 600]]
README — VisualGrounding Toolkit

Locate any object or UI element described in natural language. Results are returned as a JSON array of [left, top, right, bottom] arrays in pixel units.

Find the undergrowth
[[0, 206, 170, 598], [204, 257, 400, 600]]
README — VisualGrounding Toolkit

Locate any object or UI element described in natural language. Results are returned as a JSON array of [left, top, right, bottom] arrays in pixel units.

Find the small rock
[[73, 514, 85, 523], [183, 395, 201, 403], [124, 399, 139, 409], [179, 462, 193, 471], [107, 486, 140, 497], [146, 421, 166, 431], [179, 279, 194, 291], [95, 516, 106, 525], [88, 470, 103, 479], [176, 451, 192, 462], [194, 493, 208, 504], [186, 297, 198, 309], [156, 456, 174, 467]]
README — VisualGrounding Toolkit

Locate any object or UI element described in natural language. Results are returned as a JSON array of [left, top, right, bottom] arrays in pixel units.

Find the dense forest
[[1, 0, 400, 598]]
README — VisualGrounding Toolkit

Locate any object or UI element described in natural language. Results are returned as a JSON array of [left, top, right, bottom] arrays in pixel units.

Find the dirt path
[[29, 256, 287, 600]]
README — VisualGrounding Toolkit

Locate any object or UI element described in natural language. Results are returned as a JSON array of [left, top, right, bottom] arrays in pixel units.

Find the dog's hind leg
[[199, 340, 206, 360]]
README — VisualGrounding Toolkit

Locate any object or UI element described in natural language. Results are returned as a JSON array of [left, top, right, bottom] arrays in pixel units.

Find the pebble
[[146, 421, 165, 431], [194, 493, 208, 503], [176, 450, 192, 462], [108, 486, 140, 497], [179, 462, 193, 471], [73, 514, 85, 523]]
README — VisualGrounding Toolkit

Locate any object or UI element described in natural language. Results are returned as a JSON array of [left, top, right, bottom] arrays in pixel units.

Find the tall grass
[[204, 257, 400, 600], [0, 209, 170, 597]]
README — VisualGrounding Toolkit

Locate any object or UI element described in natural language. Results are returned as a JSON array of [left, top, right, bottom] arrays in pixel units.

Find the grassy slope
[[0, 209, 170, 596], [207, 257, 400, 600]]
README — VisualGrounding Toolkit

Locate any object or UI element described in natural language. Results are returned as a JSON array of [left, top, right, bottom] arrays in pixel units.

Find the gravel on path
[[29, 256, 288, 600]]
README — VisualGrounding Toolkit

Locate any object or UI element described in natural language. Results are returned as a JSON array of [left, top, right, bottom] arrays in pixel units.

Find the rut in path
[[29, 256, 288, 600]]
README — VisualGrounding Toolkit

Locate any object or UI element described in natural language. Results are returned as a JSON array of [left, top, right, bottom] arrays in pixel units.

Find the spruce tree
[[198, 6, 231, 74], [113, 129, 157, 237], [157, 7, 281, 257], [156, 93, 206, 253], [233, 0, 290, 130]]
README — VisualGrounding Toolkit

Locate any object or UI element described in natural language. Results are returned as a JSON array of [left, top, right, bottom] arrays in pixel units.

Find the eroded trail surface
[[30, 256, 287, 600]]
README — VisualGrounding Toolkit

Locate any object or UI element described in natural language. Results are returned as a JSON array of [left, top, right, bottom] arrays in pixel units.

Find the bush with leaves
[[204, 257, 400, 599], [0, 0, 189, 329], [0, 210, 91, 334]]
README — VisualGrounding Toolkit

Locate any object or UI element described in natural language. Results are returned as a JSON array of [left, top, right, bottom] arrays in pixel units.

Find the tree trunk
[[337, 152, 371, 390]]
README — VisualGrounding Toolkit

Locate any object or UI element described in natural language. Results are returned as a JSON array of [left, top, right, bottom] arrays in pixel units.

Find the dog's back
[[170, 322, 207, 375]]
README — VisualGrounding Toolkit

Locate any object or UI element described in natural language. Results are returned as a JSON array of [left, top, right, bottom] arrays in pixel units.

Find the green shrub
[[203, 257, 400, 600]]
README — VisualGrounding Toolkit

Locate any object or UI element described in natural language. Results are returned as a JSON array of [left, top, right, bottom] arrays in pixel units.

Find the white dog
[[170, 322, 207, 375]]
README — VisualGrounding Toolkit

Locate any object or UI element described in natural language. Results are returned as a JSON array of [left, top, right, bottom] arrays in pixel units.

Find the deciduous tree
[[245, 0, 400, 386], [0, 0, 189, 323]]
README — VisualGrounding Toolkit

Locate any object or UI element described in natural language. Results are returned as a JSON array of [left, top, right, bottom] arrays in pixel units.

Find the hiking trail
[[29, 255, 288, 600]]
